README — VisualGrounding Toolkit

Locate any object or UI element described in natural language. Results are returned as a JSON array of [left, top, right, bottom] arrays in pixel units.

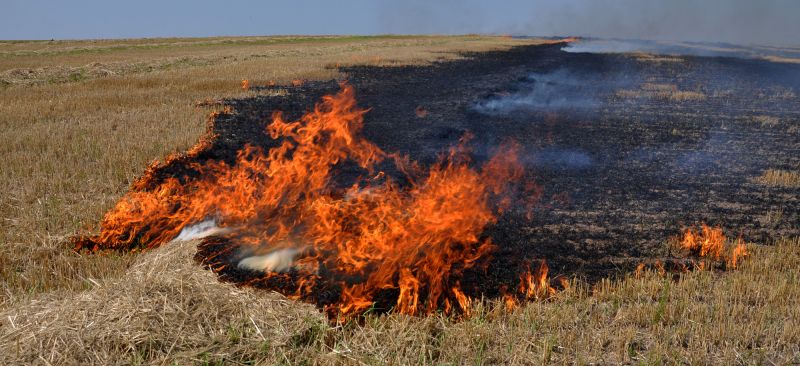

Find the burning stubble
[[72, 84, 535, 318]]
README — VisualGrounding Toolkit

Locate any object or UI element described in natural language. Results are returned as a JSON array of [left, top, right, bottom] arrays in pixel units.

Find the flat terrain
[[0, 35, 533, 303], [1, 36, 799, 364]]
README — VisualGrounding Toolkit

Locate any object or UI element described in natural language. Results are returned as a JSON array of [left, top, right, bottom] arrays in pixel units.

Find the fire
[[680, 224, 724, 260], [728, 239, 748, 269], [678, 223, 749, 270], [241, 79, 250, 90], [72, 83, 533, 318], [518, 260, 556, 300]]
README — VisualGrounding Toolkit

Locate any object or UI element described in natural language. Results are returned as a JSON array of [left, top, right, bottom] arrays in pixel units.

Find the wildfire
[[241, 79, 250, 90], [73, 83, 535, 318]]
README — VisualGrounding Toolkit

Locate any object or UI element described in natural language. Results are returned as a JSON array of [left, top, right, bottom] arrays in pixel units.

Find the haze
[[3, 0, 799, 47]]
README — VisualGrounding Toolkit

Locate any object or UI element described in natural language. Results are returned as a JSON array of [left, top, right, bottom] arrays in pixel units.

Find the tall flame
[[73, 84, 529, 317]]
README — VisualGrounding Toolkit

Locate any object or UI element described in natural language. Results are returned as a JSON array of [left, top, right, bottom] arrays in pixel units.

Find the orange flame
[[679, 224, 748, 270], [728, 239, 748, 269], [72, 83, 529, 317], [241, 79, 250, 90], [680, 223, 724, 260], [518, 260, 555, 300], [634, 262, 646, 278]]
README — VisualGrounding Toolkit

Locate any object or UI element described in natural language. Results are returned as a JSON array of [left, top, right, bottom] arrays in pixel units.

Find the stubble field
[[1, 36, 798, 365]]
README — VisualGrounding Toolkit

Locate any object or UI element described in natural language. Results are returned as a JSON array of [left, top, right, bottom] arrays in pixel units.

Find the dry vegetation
[[632, 53, 685, 63], [755, 169, 800, 188], [616, 82, 707, 102], [2, 237, 798, 365], [1, 36, 798, 364], [752, 115, 781, 127]]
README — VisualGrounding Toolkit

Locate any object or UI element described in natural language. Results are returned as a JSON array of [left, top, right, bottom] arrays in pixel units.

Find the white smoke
[[175, 219, 301, 273], [174, 219, 232, 241], [562, 38, 800, 60], [237, 248, 301, 273]]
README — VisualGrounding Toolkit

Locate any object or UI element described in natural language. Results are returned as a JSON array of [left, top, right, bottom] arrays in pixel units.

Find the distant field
[[1, 36, 798, 365]]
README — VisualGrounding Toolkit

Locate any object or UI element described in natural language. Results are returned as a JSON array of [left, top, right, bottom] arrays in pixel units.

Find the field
[[1, 36, 799, 365]]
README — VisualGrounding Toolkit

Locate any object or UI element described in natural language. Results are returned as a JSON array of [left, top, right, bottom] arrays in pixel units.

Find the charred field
[[3, 36, 800, 365], [91, 42, 800, 313]]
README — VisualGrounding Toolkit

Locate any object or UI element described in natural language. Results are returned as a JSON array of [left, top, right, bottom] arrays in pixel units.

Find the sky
[[3, 0, 799, 46]]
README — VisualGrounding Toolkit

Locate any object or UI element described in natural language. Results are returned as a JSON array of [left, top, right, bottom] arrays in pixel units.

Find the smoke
[[563, 38, 800, 60], [472, 67, 634, 115], [376, 0, 799, 47], [174, 219, 231, 241], [529, 148, 593, 170], [237, 248, 301, 273]]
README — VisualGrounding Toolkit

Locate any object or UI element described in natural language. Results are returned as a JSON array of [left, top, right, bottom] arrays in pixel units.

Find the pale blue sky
[[3, 0, 799, 46]]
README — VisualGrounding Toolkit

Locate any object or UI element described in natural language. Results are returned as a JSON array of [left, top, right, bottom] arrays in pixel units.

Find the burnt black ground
[[180, 42, 800, 308]]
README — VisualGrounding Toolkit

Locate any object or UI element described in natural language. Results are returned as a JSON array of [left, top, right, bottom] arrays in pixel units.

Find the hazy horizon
[[3, 0, 799, 47]]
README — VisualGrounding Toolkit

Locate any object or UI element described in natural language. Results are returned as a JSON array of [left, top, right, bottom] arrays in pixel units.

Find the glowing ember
[[415, 105, 428, 118], [72, 84, 534, 318]]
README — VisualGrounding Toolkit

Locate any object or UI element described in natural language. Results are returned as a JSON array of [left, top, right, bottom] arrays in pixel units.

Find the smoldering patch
[[529, 148, 594, 170], [471, 68, 633, 115]]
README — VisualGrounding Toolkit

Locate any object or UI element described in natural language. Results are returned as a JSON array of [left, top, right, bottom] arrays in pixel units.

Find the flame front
[[73, 84, 528, 318]]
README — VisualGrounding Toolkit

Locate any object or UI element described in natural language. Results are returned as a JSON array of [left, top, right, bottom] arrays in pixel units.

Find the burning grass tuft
[[677, 223, 748, 270]]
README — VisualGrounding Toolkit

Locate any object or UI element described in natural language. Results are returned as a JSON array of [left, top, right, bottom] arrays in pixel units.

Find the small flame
[[728, 239, 748, 269], [680, 223, 725, 260], [678, 224, 749, 270], [518, 260, 555, 300], [241, 79, 250, 90], [634, 262, 646, 278]]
